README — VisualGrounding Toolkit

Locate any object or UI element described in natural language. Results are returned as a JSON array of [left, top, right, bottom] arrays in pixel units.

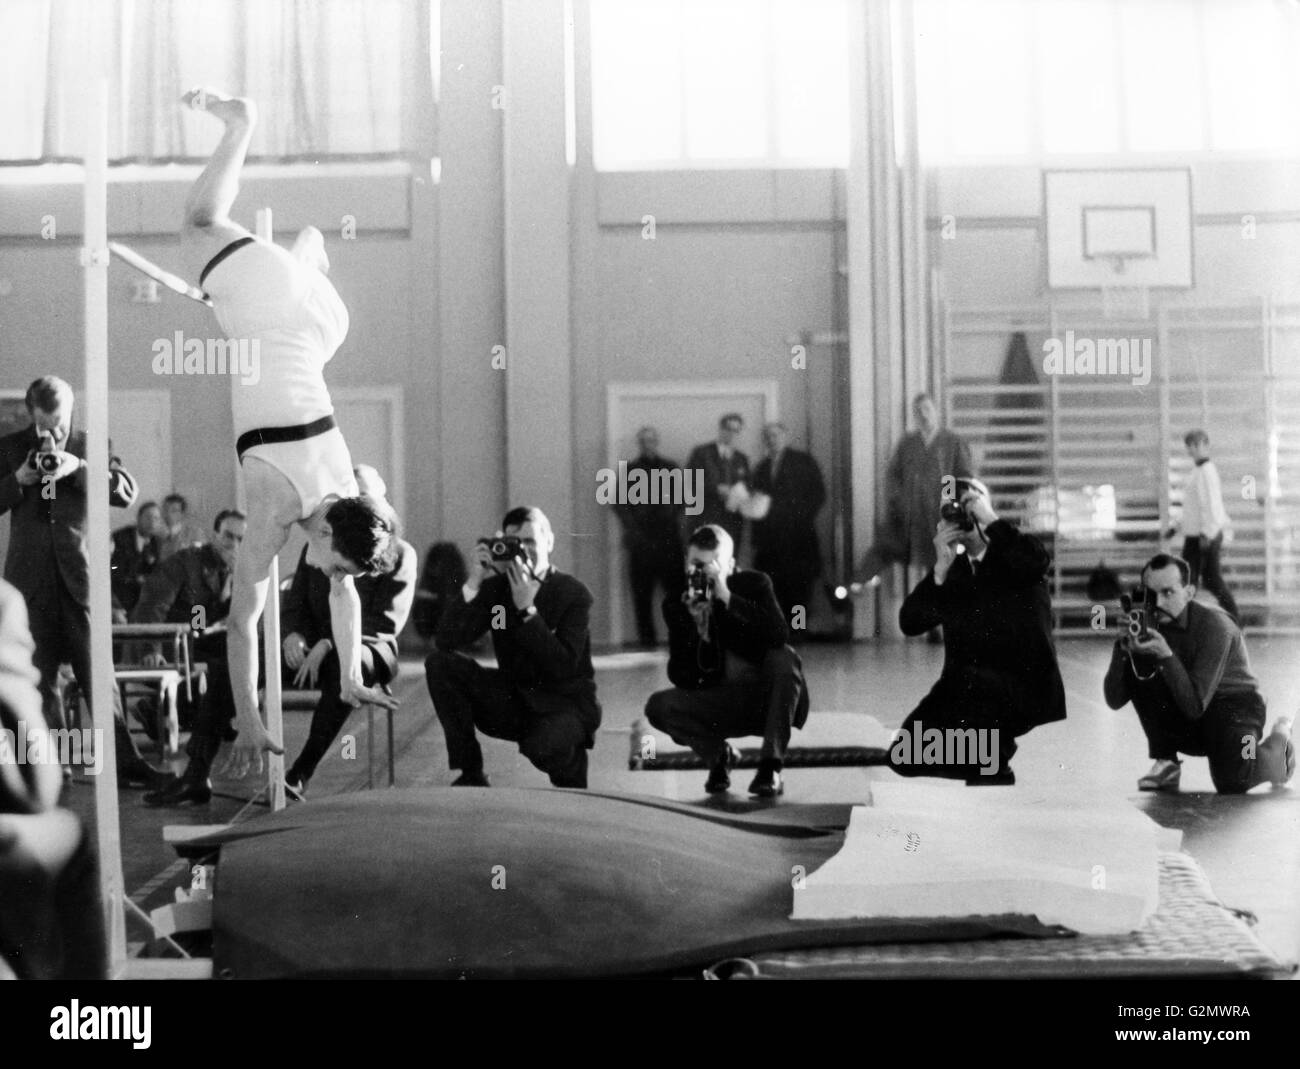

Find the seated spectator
[[111, 500, 163, 619], [158, 492, 204, 561], [426, 507, 600, 788], [137, 509, 246, 806], [1103, 553, 1294, 794], [645, 524, 809, 798], [282, 467, 416, 795]]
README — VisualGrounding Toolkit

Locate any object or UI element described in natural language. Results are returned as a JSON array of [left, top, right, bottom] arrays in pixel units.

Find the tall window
[[590, 0, 850, 169], [915, 0, 1300, 162]]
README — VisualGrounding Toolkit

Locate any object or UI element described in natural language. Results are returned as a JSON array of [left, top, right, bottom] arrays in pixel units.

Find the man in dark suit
[[687, 413, 750, 548], [889, 477, 1066, 784], [862, 393, 974, 583], [615, 426, 685, 647], [426, 506, 600, 788], [751, 422, 827, 627], [645, 524, 810, 798], [0, 377, 160, 785], [110, 500, 163, 618], [281, 467, 416, 795]]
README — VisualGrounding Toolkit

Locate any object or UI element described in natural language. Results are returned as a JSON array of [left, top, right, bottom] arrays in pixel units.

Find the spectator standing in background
[[861, 393, 974, 585], [687, 413, 750, 550], [1176, 430, 1240, 624], [615, 426, 685, 647], [750, 422, 826, 630]]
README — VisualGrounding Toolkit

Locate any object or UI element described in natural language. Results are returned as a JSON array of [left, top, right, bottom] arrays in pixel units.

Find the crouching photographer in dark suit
[[426, 507, 600, 788], [889, 478, 1066, 785], [645, 524, 809, 798]]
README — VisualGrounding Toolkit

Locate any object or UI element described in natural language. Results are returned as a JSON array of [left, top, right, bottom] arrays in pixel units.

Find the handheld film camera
[[1119, 586, 1159, 640], [686, 564, 712, 600], [30, 433, 61, 475], [939, 476, 988, 532], [479, 535, 525, 564]]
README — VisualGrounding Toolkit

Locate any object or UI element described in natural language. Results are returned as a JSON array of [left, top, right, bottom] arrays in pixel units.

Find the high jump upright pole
[[256, 207, 287, 813], [82, 77, 129, 977]]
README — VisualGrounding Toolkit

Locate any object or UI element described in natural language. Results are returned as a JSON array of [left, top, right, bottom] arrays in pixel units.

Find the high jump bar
[[108, 241, 213, 306]]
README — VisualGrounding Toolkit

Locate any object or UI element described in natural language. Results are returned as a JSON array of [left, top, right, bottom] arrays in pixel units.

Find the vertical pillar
[[82, 79, 128, 976], [438, 0, 507, 546], [847, 0, 928, 638], [846, 1, 880, 639], [502, 0, 574, 550]]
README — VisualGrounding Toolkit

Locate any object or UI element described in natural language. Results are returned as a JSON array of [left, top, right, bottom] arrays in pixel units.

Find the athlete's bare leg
[[178, 87, 256, 281]]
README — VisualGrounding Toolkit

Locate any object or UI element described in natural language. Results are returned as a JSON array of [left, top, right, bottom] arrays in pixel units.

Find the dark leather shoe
[[748, 767, 784, 798], [284, 772, 308, 802], [705, 744, 738, 794], [120, 763, 176, 791], [143, 776, 211, 807], [452, 770, 490, 787]]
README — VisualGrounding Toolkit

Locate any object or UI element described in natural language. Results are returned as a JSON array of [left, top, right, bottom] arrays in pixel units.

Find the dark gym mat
[[631, 746, 890, 771], [202, 789, 1063, 979]]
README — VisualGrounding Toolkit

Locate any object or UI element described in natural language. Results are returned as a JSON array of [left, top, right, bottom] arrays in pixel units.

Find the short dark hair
[[163, 493, 188, 512], [1184, 429, 1210, 448], [719, 413, 743, 430], [137, 500, 159, 517], [213, 508, 246, 532], [501, 506, 553, 545], [1142, 553, 1191, 587], [25, 376, 73, 413], [326, 495, 401, 575], [688, 524, 737, 555]]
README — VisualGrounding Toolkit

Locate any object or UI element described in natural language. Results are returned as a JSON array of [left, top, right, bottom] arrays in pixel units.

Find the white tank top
[[203, 239, 349, 437]]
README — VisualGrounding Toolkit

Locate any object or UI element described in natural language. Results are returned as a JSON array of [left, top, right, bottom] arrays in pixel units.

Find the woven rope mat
[[710, 852, 1290, 979]]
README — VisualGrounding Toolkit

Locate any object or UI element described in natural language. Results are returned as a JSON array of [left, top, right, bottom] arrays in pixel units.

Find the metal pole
[[82, 79, 129, 976], [255, 207, 286, 813]]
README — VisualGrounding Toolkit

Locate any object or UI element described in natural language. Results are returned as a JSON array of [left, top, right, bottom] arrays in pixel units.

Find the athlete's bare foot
[[181, 87, 256, 128]]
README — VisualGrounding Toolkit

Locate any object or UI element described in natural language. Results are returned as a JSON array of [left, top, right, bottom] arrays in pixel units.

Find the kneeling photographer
[[888, 477, 1066, 784], [644, 524, 809, 798], [425, 507, 600, 788], [1103, 553, 1294, 793]]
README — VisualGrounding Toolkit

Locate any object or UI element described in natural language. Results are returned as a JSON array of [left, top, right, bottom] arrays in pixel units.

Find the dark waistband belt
[[237, 414, 337, 461]]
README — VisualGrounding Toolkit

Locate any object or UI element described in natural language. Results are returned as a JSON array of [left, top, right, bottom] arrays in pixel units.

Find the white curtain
[[0, 0, 435, 162]]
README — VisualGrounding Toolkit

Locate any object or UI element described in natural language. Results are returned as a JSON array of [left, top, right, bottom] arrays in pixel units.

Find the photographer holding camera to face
[[0, 377, 159, 786], [1103, 554, 1294, 793], [887, 477, 1065, 785], [644, 524, 809, 798], [424, 507, 600, 788]]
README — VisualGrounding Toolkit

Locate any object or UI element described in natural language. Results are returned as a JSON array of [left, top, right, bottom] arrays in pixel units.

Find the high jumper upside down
[[178, 88, 400, 778]]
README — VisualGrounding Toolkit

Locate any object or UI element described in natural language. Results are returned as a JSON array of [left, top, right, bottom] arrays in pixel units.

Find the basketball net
[[1100, 255, 1149, 320]]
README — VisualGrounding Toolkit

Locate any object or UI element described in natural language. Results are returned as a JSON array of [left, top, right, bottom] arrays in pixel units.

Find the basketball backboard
[[1043, 168, 1194, 290]]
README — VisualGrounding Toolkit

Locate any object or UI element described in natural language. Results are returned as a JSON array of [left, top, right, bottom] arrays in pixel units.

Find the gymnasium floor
[[66, 632, 1300, 973]]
